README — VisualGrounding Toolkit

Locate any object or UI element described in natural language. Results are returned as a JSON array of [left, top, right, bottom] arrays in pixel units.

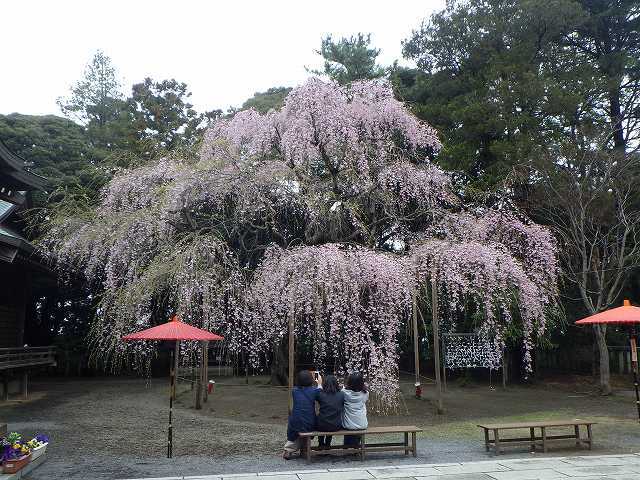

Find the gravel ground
[[1, 375, 639, 480]]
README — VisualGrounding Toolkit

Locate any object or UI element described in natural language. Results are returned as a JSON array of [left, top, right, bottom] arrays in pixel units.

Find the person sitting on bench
[[342, 372, 369, 447], [316, 374, 344, 449], [283, 370, 323, 459]]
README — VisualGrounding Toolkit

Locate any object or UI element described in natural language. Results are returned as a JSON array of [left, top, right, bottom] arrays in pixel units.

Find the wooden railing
[[0, 346, 56, 371]]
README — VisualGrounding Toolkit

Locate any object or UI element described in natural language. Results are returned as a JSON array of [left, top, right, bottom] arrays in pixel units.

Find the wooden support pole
[[288, 310, 295, 414], [195, 341, 204, 410], [442, 335, 447, 392], [203, 341, 209, 403], [244, 351, 249, 385], [630, 332, 640, 423], [431, 276, 444, 414], [502, 349, 507, 389], [3, 374, 9, 401], [412, 288, 420, 392]]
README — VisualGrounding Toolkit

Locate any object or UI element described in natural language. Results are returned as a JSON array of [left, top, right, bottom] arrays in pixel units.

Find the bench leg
[[541, 426, 547, 453], [493, 429, 501, 455], [305, 437, 311, 462], [574, 425, 580, 448], [484, 428, 490, 452], [412, 432, 417, 457], [530, 427, 536, 452], [361, 434, 366, 460], [404, 432, 409, 455], [587, 424, 593, 450]]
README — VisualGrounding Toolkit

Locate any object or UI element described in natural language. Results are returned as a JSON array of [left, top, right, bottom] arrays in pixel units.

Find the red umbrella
[[123, 315, 224, 457], [576, 299, 640, 421]]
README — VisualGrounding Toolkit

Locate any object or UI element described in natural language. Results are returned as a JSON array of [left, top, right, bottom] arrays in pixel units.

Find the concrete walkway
[[125, 454, 640, 480]]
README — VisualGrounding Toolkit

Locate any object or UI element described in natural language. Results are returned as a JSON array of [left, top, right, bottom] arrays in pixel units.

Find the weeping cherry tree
[[43, 78, 558, 410]]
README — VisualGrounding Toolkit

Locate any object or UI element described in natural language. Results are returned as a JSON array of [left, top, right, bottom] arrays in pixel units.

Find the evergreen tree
[[312, 33, 386, 84], [127, 77, 211, 155], [57, 50, 132, 150]]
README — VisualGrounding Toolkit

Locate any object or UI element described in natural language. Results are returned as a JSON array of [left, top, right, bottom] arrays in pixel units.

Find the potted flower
[[26, 434, 49, 460], [1, 433, 31, 474]]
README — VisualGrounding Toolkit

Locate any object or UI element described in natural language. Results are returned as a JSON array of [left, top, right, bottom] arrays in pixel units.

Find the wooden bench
[[478, 419, 596, 455], [298, 425, 422, 462]]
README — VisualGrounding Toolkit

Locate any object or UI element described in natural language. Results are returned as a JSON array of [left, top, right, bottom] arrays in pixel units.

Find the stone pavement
[[125, 453, 640, 480]]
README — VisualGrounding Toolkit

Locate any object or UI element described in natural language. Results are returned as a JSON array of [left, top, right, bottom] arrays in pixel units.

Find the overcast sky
[[2, 1, 445, 117]]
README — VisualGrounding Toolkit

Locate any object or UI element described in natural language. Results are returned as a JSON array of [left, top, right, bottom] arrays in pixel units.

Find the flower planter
[[30, 443, 48, 460], [2, 453, 31, 474]]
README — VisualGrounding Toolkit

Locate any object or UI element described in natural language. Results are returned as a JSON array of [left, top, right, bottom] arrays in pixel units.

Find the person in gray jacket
[[342, 372, 368, 446]]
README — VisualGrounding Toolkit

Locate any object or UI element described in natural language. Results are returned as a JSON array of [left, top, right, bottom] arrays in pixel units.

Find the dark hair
[[346, 372, 366, 392], [322, 374, 340, 394], [296, 370, 314, 387]]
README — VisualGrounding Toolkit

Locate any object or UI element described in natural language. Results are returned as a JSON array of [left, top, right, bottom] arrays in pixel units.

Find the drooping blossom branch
[[245, 244, 413, 414]]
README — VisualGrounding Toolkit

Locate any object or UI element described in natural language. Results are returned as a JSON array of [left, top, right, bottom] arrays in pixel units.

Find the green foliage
[[400, 0, 640, 191], [56, 51, 216, 159], [0, 113, 109, 198], [399, 0, 587, 191], [240, 87, 292, 113], [56, 50, 122, 127], [56, 50, 132, 150], [127, 77, 212, 155], [312, 33, 385, 84]]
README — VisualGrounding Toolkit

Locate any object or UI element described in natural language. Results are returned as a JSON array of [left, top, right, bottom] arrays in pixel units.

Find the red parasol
[[575, 300, 640, 326], [575, 299, 640, 421], [122, 315, 224, 457], [123, 315, 224, 341]]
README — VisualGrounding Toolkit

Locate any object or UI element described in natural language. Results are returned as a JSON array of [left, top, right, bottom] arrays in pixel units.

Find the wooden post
[[2, 374, 8, 401], [244, 351, 249, 385], [630, 332, 640, 423], [203, 341, 209, 403], [195, 342, 204, 410], [412, 287, 420, 393], [441, 334, 447, 392], [502, 349, 507, 389], [431, 276, 444, 414], [288, 309, 295, 414]]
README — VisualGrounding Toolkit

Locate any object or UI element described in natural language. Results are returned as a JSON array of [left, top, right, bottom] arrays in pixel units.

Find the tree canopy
[[312, 33, 386, 84], [43, 79, 558, 410], [240, 87, 292, 114], [0, 113, 109, 197]]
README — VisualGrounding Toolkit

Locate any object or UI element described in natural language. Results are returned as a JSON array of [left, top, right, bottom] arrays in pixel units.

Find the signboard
[[442, 333, 502, 370]]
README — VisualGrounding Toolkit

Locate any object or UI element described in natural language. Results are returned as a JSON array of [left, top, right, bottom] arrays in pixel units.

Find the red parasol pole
[[122, 315, 223, 458], [168, 345, 174, 458], [630, 326, 640, 422]]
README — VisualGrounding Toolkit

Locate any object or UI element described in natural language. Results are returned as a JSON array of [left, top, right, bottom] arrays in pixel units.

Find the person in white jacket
[[342, 372, 368, 447]]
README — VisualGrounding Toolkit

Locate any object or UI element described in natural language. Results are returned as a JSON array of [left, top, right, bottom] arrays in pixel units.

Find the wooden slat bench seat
[[477, 419, 596, 455], [298, 425, 422, 462]]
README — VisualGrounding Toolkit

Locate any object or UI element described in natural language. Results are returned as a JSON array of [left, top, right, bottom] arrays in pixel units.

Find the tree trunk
[[594, 324, 612, 395], [608, 86, 626, 152], [270, 338, 288, 386]]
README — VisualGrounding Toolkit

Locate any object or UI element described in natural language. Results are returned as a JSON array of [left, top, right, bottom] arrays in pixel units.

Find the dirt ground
[[1, 374, 640, 480]]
